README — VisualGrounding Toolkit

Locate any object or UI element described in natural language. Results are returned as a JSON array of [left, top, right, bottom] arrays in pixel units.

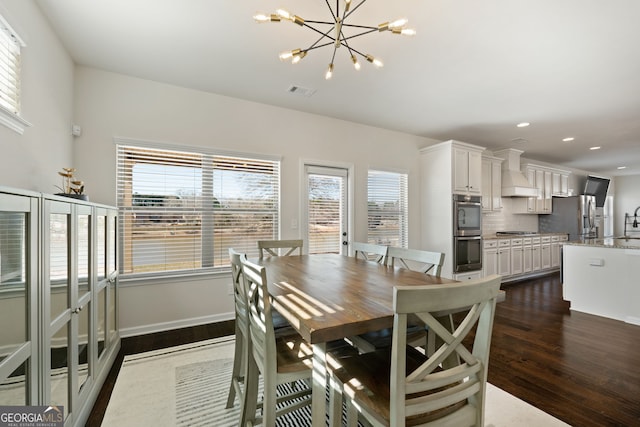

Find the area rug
[[102, 336, 569, 426]]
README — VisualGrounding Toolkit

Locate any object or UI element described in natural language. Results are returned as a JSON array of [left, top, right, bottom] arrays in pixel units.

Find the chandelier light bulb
[[279, 48, 301, 62], [325, 63, 334, 80], [366, 54, 384, 68], [253, 13, 271, 23], [389, 18, 409, 29], [351, 55, 361, 70], [276, 9, 292, 20], [393, 28, 416, 36], [292, 51, 306, 64], [345, 0, 352, 12]]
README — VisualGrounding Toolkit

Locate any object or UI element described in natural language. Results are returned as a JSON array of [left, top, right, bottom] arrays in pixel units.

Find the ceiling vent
[[287, 85, 316, 98], [493, 148, 539, 197]]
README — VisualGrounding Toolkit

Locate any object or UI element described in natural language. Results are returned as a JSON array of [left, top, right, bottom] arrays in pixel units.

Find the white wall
[[0, 0, 74, 191], [613, 175, 640, 237], [72, 66, 436, 336]]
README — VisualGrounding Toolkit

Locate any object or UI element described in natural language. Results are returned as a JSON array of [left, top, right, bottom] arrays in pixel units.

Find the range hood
[[493, 148, 539, 197]]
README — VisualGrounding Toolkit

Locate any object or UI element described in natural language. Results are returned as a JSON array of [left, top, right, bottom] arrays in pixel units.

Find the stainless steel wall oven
[[453, 195, 482, 272]]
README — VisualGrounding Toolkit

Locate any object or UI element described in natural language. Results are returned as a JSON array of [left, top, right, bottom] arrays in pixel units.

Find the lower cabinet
[[483, 234, 565, 282], [497, 240, 511, 277], [510, 239, 524, 276], [0, 188, 119, 427]]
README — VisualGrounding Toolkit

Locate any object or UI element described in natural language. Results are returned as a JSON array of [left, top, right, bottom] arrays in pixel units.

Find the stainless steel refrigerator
[[538, 195, 597, 240]]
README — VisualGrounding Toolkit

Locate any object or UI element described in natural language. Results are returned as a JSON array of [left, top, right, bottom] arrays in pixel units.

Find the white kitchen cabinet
[[453, 145, 483, 196], [483, 240, 498, 277], [523, 237, 533, 273], [515, 164, 571, 214], [510, 238, 524, 275], [420, 140, 485, 278], [481, 155, 503, 212], [552, 170, 570, 197], [532, 237, 542, 271], [497, 239, 511, 277], [551, 235, 561, 268], [541, 236, 552, 269]]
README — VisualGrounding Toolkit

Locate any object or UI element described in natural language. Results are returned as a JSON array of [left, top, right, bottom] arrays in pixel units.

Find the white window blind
[[307, 172, 345, 254], [116, 144, 280, 277], [367, 170, 408, 248], [0, 14, 21, 114]]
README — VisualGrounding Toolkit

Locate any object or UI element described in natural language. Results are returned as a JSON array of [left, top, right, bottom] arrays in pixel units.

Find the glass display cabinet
[[0, 187, 119, 427]]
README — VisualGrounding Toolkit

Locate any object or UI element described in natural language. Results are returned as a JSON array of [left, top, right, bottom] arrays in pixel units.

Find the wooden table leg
[[311, 342, 328, 427]]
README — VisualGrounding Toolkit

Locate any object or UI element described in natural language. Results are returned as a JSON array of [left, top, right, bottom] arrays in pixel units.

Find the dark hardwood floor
[[86, 273, 640, 426]]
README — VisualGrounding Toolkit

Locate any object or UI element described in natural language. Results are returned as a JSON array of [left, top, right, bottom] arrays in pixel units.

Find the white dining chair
[[225, 248, 249, 409], [352, 241, 388, 264], [225, 248, 297, 411], [329, 274, 502, 427], [240, 257, 313, 426], [351, 247, 446, 353], [258, 239, 303, 258]]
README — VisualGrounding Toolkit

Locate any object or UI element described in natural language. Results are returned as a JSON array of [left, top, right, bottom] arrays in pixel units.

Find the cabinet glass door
[[45, 201, 71, 423], [0, 191, 38, 406]]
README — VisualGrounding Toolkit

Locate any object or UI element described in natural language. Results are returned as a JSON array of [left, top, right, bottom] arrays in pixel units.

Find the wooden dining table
[[255, 253, 456, 427]]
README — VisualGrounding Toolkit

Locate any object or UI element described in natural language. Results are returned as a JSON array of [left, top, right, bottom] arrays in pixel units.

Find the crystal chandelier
[[253, 0, 416, 80]]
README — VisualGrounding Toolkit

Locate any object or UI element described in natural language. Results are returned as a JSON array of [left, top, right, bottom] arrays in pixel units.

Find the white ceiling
[[36, 0, 640, 176]]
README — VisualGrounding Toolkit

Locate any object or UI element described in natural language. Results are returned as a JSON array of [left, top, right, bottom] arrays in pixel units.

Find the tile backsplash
[[482, 198, 538, 234]]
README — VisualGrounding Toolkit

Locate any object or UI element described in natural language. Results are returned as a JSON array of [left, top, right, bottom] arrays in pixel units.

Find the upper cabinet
[[481, 155, 503, 212], [514, 163, 571, 214], [551, 170, 570, 197], [452, 143, 484, 196]]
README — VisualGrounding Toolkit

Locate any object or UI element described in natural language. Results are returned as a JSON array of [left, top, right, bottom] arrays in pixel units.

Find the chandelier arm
[[340, 28, 378, 42], [343, 0, 368, 21], [303, 27, 336, 53], [340, 23, 378, 30], [346, 46, 368, 59], [302, 22, 338, 42], [324, 0, 337, 22], [303, 41, 336, 53]]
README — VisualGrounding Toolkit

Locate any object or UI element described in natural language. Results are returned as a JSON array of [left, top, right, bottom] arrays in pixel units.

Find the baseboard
[[119, 312, 235, 338]]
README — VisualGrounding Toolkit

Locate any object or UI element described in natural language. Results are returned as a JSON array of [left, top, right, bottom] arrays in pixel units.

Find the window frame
[[0, 11, 30, 134], [367, 169, 409, 248], [115, 138, 281, 280]]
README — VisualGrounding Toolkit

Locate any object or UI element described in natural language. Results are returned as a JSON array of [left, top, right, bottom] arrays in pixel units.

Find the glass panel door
[[0, 191, 38, 406], [304, 165, 349, 255]]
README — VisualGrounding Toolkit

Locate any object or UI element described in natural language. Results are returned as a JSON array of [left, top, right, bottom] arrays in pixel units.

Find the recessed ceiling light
[[617, 166, 627, 170], [562, 137, 575, 142], [516, 122, 530, 128], [590, 146, 601, 150]]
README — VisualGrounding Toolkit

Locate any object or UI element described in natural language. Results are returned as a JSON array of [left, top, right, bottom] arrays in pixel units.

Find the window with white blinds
[[116, 144, 280, 277], [0, 14, 22, 114], [367, 170, 408, 248]]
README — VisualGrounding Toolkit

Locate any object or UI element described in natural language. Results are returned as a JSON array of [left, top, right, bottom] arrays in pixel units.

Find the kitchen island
[[563, 237, 640, 325]]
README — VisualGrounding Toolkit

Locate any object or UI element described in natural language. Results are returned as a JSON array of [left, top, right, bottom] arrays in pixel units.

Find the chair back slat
[[387, 246, 445, 277], [258, 239, 303, 258], [352, 241, 388, 263]]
